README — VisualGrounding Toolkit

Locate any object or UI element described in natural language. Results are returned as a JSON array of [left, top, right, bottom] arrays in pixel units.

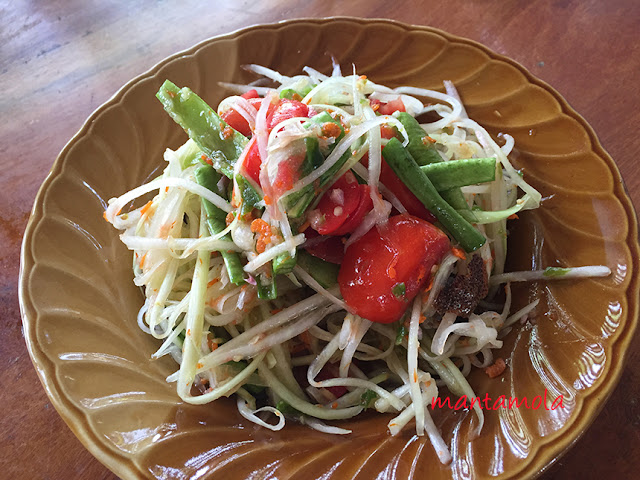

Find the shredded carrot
[[264, 194, 272, 206], [413, 370, 418, 383], [187, 329, 191, 336], [331, 402, 338, 409], [226, 212, 235, 226], [140, 200, 153, 216], [419, 314, 427, 324], [507, 213, 519, 220], [139, 252, 148, 268], [422, 135, 436, 144], [424, 276, 435, 294], [451, 247, 466, 260], [102, 211, 108, 221], [424, 380, 432, 387], [207, 278, 219, 288], [196, 362, 203, 369], [485, 358, 506, 378], [222, 126, 234, 140], [271, 308, 283, 315], [165, 187, 169, 193], [359, 75, 367, 81]]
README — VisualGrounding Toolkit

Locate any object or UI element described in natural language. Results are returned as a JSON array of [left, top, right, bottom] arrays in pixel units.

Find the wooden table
[[2, 1, 638, 478]]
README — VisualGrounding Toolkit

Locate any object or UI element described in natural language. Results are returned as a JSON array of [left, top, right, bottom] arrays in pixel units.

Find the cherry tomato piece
[[241, 89, 260, 99], [267, 99, 309, 130], [311, 172, 369, 236], [331, 187, 373, 236], [243, 137, 262, 185], [338, 215, 449, 323], [304, 230, 345, 264]]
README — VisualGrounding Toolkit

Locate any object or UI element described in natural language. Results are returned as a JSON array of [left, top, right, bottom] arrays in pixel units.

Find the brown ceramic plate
[[20, 18, 639, 480]]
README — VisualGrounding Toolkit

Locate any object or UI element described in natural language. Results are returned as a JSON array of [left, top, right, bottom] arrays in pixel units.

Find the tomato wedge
[[370, 97, 406, 116], [267, 99, 309, 130], [242, 137, 262, 185], [310, 172, 372, 236], [338, 215, 449, 323]]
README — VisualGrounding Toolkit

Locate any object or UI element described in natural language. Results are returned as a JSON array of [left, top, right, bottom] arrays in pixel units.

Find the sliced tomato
[[331, 187, 373, 236], [220, 95, 275, 138], [272, 153, 306, 196], [241, 89, 260, 99], [338, 215, 449, 323], [304, 230, 345, 264], [267, 99, 309, 130], [243, 137, 262, 185], [310, 172, 371, 236], [370, 97, 406, 116]]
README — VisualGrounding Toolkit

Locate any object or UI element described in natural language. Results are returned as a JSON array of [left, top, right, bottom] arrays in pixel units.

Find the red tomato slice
[[331, 186, 373, 236], [243, 137, 262, 185], [378, 97, 406, 115], [267, 99, 309, 130], [241, 89, 260, 99], [370, 97, 406, 116], [304, 230, 345, 264], [311, 172, 364, 236], [338, 215, 449, 323], [361, 153, 436, 223]]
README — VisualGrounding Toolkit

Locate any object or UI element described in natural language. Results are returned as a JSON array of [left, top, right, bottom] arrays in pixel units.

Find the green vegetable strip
[[420, 158, 496, 191], [397, 112, 476, 217], [297, 251, 340, 288], [285, 112, 349, 217], [272, 251, 297, 275], [382, 138, 485, 252], [396, 112, 443, 166], [195, 165, 245, 285], [235, 174, 262, 217], [156, 80, 248, 178]]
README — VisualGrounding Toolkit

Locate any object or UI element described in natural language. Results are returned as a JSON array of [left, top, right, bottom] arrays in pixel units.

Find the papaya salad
[[104, 63, 610, 464]]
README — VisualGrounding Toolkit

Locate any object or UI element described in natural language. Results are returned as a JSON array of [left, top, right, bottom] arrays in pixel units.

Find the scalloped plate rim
[[18, 17, 640, 480]]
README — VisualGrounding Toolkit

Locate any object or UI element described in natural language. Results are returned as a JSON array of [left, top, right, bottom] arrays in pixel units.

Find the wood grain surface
[[2, 1, 638, 478]]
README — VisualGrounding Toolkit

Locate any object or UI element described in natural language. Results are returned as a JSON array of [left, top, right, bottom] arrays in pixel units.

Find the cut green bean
[[157, 80, 248, 178], [195, 165, 245, 285], [382, 138, 485, 252], [420, 157, 496, 191], [256, 272, 277, 300], [272, 251, 297, 275], [297, 251, 340, 288], [396, 112, 442, 166]]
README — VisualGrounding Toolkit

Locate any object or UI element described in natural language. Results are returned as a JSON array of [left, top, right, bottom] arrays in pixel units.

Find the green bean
[[396, 112, 477, 217], [420, 157, 496, 190], [396, 112, 442, 166], [235, 174, 262, 217], [272, 251, 297, 275], [256, 272, 277, 300], [297, 251, 340, 288], [157, 80, 248, 178], [382, 138, 485, 252], [195, 165, 246, 285]]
